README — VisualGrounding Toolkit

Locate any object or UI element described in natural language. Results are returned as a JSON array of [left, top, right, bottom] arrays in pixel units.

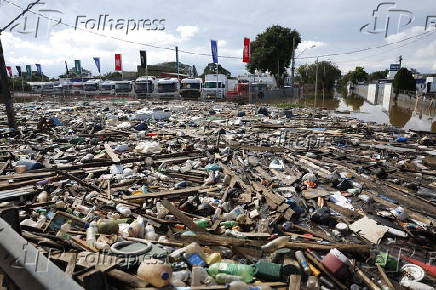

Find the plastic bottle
[[36, 215, 47, 228], [145, 224, 158, 241], [295, 251, 312, 276], [400, 280, 435, 290], [116, 204, 131, 216], [97, 219, 120, 235], [56, 220, 72, 238], [195, 218, 211, 228], [137, 260, 172, 288], [128, 216, 145, 238], [216, 273, 243, 284], [191, 266, 208, 287], [172, 270, 191, 282], [307, 276, 320, 290], [86, 221, 98, 247], [36, 191, 49, 203], [261, 236, 290, 252], [229, 281, 250, 290], [169, 242, 205, 261], [208, 263, 255, 283]]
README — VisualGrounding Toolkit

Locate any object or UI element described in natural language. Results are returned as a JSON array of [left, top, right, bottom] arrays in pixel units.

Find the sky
[[1, 0, 436, 78]]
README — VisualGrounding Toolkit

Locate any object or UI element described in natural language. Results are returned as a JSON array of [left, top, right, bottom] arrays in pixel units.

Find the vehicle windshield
[[116, 83, 131, 90], [181, 83, 201, 89], [158, 83, 177, 93], [84, 83, 99, 91], [101, 84, 114, 91], [135, 82, 154, 92], [204, 82, 223, 89]]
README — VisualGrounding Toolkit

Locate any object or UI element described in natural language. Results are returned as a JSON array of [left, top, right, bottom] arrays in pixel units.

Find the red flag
[[115, 54, 122, 71], [243, 38, 250, 63], [6, 66, 12, 77]]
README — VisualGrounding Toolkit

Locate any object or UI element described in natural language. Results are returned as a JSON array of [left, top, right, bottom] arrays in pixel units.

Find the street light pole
[[291, 37, 296, 88], [315, 57, 319, 107]]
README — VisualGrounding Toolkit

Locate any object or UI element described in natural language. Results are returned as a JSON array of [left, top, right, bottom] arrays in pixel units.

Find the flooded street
[[262, 92, 436, 133]]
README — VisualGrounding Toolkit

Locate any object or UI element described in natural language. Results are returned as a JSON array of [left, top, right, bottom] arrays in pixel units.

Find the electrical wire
[[2, 0, 436, 62]]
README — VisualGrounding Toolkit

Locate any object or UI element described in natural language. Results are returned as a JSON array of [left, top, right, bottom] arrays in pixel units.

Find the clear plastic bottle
[[36, 214, 47, 228], [215, 273, 243, 284], [229, 281, 250, 290], [86, 221, 98, 247], [261, 236, 290, 252], [169, 242, 205, 261], [145, 224, 158, 241], [56, 220, 72, 238], [172, 270, 191, 282]]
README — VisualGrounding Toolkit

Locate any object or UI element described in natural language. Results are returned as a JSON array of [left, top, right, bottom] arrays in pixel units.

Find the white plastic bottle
[[145, 224, 158, 241], [86, 221, 98, 247], [56, 220, 72, 238]]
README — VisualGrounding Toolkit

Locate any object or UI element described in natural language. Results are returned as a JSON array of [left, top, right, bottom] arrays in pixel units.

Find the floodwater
[[262, 92, 436, 133]]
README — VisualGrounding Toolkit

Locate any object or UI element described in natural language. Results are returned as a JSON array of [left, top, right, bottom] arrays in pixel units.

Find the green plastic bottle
[[194, 218, 211, 228], [220, 221, 237, 229], [208, 263, 256, 283]]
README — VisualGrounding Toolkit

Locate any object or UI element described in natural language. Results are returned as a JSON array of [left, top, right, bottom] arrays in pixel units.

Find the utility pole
[[291, 37, 296, 88], [175, 46, 179, 80], [399, 55, 403, 68], [0, 0, 41, 129], [314, 57, 319, 107]]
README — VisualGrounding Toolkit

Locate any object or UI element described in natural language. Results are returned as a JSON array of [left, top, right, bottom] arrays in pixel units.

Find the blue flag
[[35, 64, 42, 75], [93, 57, 101, 74], [211, 40, 218, 64]]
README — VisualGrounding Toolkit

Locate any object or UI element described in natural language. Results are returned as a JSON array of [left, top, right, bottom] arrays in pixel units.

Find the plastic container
[[307, 276, 320, 290], [208, 263, 256, 283], [401, 264, 425, 282], [36, 191, 49, 203], [261, 236, 290, 252], [172, 270, 191, 282], [86, 221, 98, 247], [295, 251, 312, 276], [97, 220, 120, 235], [400, 280, 434, 290], [321, 248, 350, 280], [56, 220, 71, 238], [145, 224, 158, 241], [216, 273, 243, 284], [137, 259, 172, 288], [169, 242, 204, 261]]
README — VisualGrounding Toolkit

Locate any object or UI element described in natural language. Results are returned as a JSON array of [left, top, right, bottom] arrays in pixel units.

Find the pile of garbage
[[0, 100, 435, 290]]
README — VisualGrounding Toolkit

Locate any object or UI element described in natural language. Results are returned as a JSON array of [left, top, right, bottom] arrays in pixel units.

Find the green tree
[[201, 63, 231, 78], [393, 67, 416, 94], [341, 66, 369, 85], [247, 25, 301, 87], [296, 61, 341, 90], [102, 71, 122, 79], [369, 70, 388, 82], [8, 77, 31, 91]]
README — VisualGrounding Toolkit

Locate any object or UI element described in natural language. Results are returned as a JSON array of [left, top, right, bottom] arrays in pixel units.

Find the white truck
[[115, 81, 132, 96], [100, 81, 116, 95], [84, 79, 102, 96], [134, 77, 156, 99], [156, 78, 180, 98], [203, 74, 229, 99], [180, 78, 202, 99]]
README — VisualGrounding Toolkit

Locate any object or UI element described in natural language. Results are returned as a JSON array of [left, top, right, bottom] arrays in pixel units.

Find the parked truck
[[100, 81, 116, 95], [203, 74, 228, 99], [134, 77, 156, 98], [115, 81, 132, 96], [84, 79, 102, 96], [156, 78, 180, 98], [180, 78, 202, 100]]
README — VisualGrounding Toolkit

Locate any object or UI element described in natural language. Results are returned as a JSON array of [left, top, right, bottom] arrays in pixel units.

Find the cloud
[[176, 26, 199, 40]]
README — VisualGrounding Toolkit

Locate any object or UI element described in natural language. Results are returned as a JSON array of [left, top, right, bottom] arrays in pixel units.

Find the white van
[[180, 78, 202, 99]]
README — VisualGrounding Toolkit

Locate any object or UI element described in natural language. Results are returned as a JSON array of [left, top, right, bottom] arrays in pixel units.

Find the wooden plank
[[104, 144, 120, 163], [161, 199, 207, 233], [65, 253, 78, 276], [124, 186, 216, 200]]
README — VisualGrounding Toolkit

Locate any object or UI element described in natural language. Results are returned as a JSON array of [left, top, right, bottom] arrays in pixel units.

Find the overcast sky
[[1, 0, 435, 77]]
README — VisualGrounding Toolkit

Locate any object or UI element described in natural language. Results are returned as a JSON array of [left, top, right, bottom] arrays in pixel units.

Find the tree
[[201, 63, 231, 78], [393, 67, 416, 94], [341, 66, 369, 85], [192, 65, 198, 78], [103, 71, 122, 79], [369, 70, 388, 82], [296, 61, 341, 91], [58, 68, 92, 78], [247, 25, 301, 87]]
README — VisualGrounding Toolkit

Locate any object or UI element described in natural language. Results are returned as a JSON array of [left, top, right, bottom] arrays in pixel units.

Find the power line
[[2, 0, 436, 63], [0, 0, 41, 32]]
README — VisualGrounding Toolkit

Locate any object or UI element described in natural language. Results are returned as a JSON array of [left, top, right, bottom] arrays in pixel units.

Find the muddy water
[[262, 93, 436, 133]]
